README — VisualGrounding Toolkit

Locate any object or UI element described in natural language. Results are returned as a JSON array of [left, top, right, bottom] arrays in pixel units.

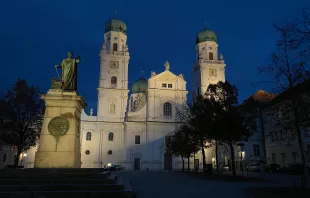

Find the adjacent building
[[262, 79, 310, 167]]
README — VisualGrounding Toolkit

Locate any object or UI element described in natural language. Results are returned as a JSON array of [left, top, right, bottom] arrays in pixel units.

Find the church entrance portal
[[134, 158, 140, 170], [164, 152, 172, 170]]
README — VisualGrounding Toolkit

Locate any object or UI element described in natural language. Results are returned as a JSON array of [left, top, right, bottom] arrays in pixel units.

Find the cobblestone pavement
[[118, 171, 265, 198]]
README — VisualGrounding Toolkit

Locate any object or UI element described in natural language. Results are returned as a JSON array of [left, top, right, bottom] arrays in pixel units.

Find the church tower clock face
[[209, 68, 217, 77], [110, 60, 119, 69]]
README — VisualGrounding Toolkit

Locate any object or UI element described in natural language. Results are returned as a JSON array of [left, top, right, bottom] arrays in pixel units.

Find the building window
[[2, 154, 7, 163], [209, 52, 213, 60], [197, 86, 200, 96], [304, 151, 310, 162], [272, 153, 276, 164], [162, 83, 167, 88], [135, 135, 140, 144], [108, 132, 114, 141], [108, 150, 113, 155], [168, 84, 172, 88], [111, 76, 117, 86], [253, 144, 260, 157], [86, 132, 92, 141], [163, 102, 172, 116], [130, 97, 133, 110], [304, 130, 310, 137], [13, 155, 17, 163], [113, 43, 117, 51], [292, 152, 298, 164], [85, 150, 90, 155], [133, 100, 138, 110], [280, 153, 286, 164]]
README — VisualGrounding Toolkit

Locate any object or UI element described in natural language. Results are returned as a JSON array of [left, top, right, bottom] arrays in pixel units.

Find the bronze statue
[[54, 52, 80, 91]]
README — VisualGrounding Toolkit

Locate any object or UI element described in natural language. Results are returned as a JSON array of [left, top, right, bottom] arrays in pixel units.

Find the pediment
[[154, 71, 178, 81]]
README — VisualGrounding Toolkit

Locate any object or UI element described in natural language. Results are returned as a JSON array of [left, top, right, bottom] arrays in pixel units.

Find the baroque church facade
[[79, 18, 226, 170]]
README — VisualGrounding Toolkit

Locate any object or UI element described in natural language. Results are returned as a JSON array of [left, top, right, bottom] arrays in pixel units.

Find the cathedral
[[79, 17, 226, 170]]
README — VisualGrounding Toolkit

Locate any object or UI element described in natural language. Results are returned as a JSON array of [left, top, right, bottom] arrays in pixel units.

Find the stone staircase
[[0, 168, 135, 198]]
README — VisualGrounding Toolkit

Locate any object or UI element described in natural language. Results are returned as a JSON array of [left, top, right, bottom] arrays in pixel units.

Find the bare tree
[[0, 79, 44, 166], [258, 28, 310, 187], [277, 9, 310, 49]]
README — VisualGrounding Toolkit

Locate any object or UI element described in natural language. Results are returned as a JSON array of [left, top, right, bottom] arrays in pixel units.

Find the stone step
[[106, 174, 117, 184], [0, 171, 110, 179], [0, 190, 131, 198], [0, 184, 124, 191], [0, 179, 112, 185]]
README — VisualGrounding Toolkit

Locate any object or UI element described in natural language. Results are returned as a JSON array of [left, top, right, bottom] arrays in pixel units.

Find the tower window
[[162, 83, 167, 88], [108, 132, 114, 141], [113, 43, 118, 51], [135, 135, 141, 144], [163, 102, 172, 116], [111, 76, 117, 86], [86, 132, 92, 141], [168, 84, 172, 88], [209, 52, 214, 60]]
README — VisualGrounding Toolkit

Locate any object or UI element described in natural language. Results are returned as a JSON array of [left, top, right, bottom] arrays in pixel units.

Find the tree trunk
[[181, 156, 185, 172], [229, 142, 236, 177], [200, 139, 207, 172], [296, 125, 308, 188], [187, 155, 190, 172], [258, 108, 267, 165], [14, 148, 22, 166], [215, 140, 219, 172]]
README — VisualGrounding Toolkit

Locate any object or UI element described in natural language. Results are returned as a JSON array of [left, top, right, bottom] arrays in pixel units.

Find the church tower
[[192, 28, 226, 99], [97, 19, 130, 122]]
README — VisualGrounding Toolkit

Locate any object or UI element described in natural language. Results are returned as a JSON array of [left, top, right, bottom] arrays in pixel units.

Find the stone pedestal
[[34, 90, 87, 168]]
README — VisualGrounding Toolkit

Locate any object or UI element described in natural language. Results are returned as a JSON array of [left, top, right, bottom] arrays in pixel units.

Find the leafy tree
[[258, 27, 310, 187], [0, 79, 44, 166], [189, 95, 219, 172], [166, 125, 199, 172], [207, 81, 254, 176]]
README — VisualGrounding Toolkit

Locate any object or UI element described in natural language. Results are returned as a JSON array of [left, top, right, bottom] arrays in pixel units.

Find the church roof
[[196, 28, 217, 44], [105, 18, 127, 34], [132, 76, 148, 93]]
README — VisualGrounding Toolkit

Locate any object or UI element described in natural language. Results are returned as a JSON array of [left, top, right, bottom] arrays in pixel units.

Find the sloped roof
[[241, 90, 276, 108], [263, 78, 310, 108]]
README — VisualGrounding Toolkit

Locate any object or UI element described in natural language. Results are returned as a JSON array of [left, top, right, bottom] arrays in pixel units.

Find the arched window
[[163, 102, 172, 116], [111, 76, 117, 86], [209, 52, 214, 60], [108, 132, 114, 141], [86, 132, 92, 141], [2, 154, 7, 162], [113, 43, 118, 51], [130, 97, 133, 110]]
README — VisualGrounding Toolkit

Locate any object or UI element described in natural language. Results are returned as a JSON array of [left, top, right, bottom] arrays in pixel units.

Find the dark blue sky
[[0, 0, 308, 112]]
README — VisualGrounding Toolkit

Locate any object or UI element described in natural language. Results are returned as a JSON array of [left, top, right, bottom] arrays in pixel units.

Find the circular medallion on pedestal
[[48, 116, 70, 139]]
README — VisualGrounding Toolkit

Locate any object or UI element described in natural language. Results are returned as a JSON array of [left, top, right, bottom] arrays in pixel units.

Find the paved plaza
[[119, 171, 263, 198]]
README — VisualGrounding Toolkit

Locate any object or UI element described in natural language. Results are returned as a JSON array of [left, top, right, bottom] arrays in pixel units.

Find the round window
[[108, 150, 113, 155], [85, 150, 90, 155]]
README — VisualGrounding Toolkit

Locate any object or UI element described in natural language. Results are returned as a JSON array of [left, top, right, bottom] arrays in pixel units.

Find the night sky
[[0, 0, 308, 114]]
